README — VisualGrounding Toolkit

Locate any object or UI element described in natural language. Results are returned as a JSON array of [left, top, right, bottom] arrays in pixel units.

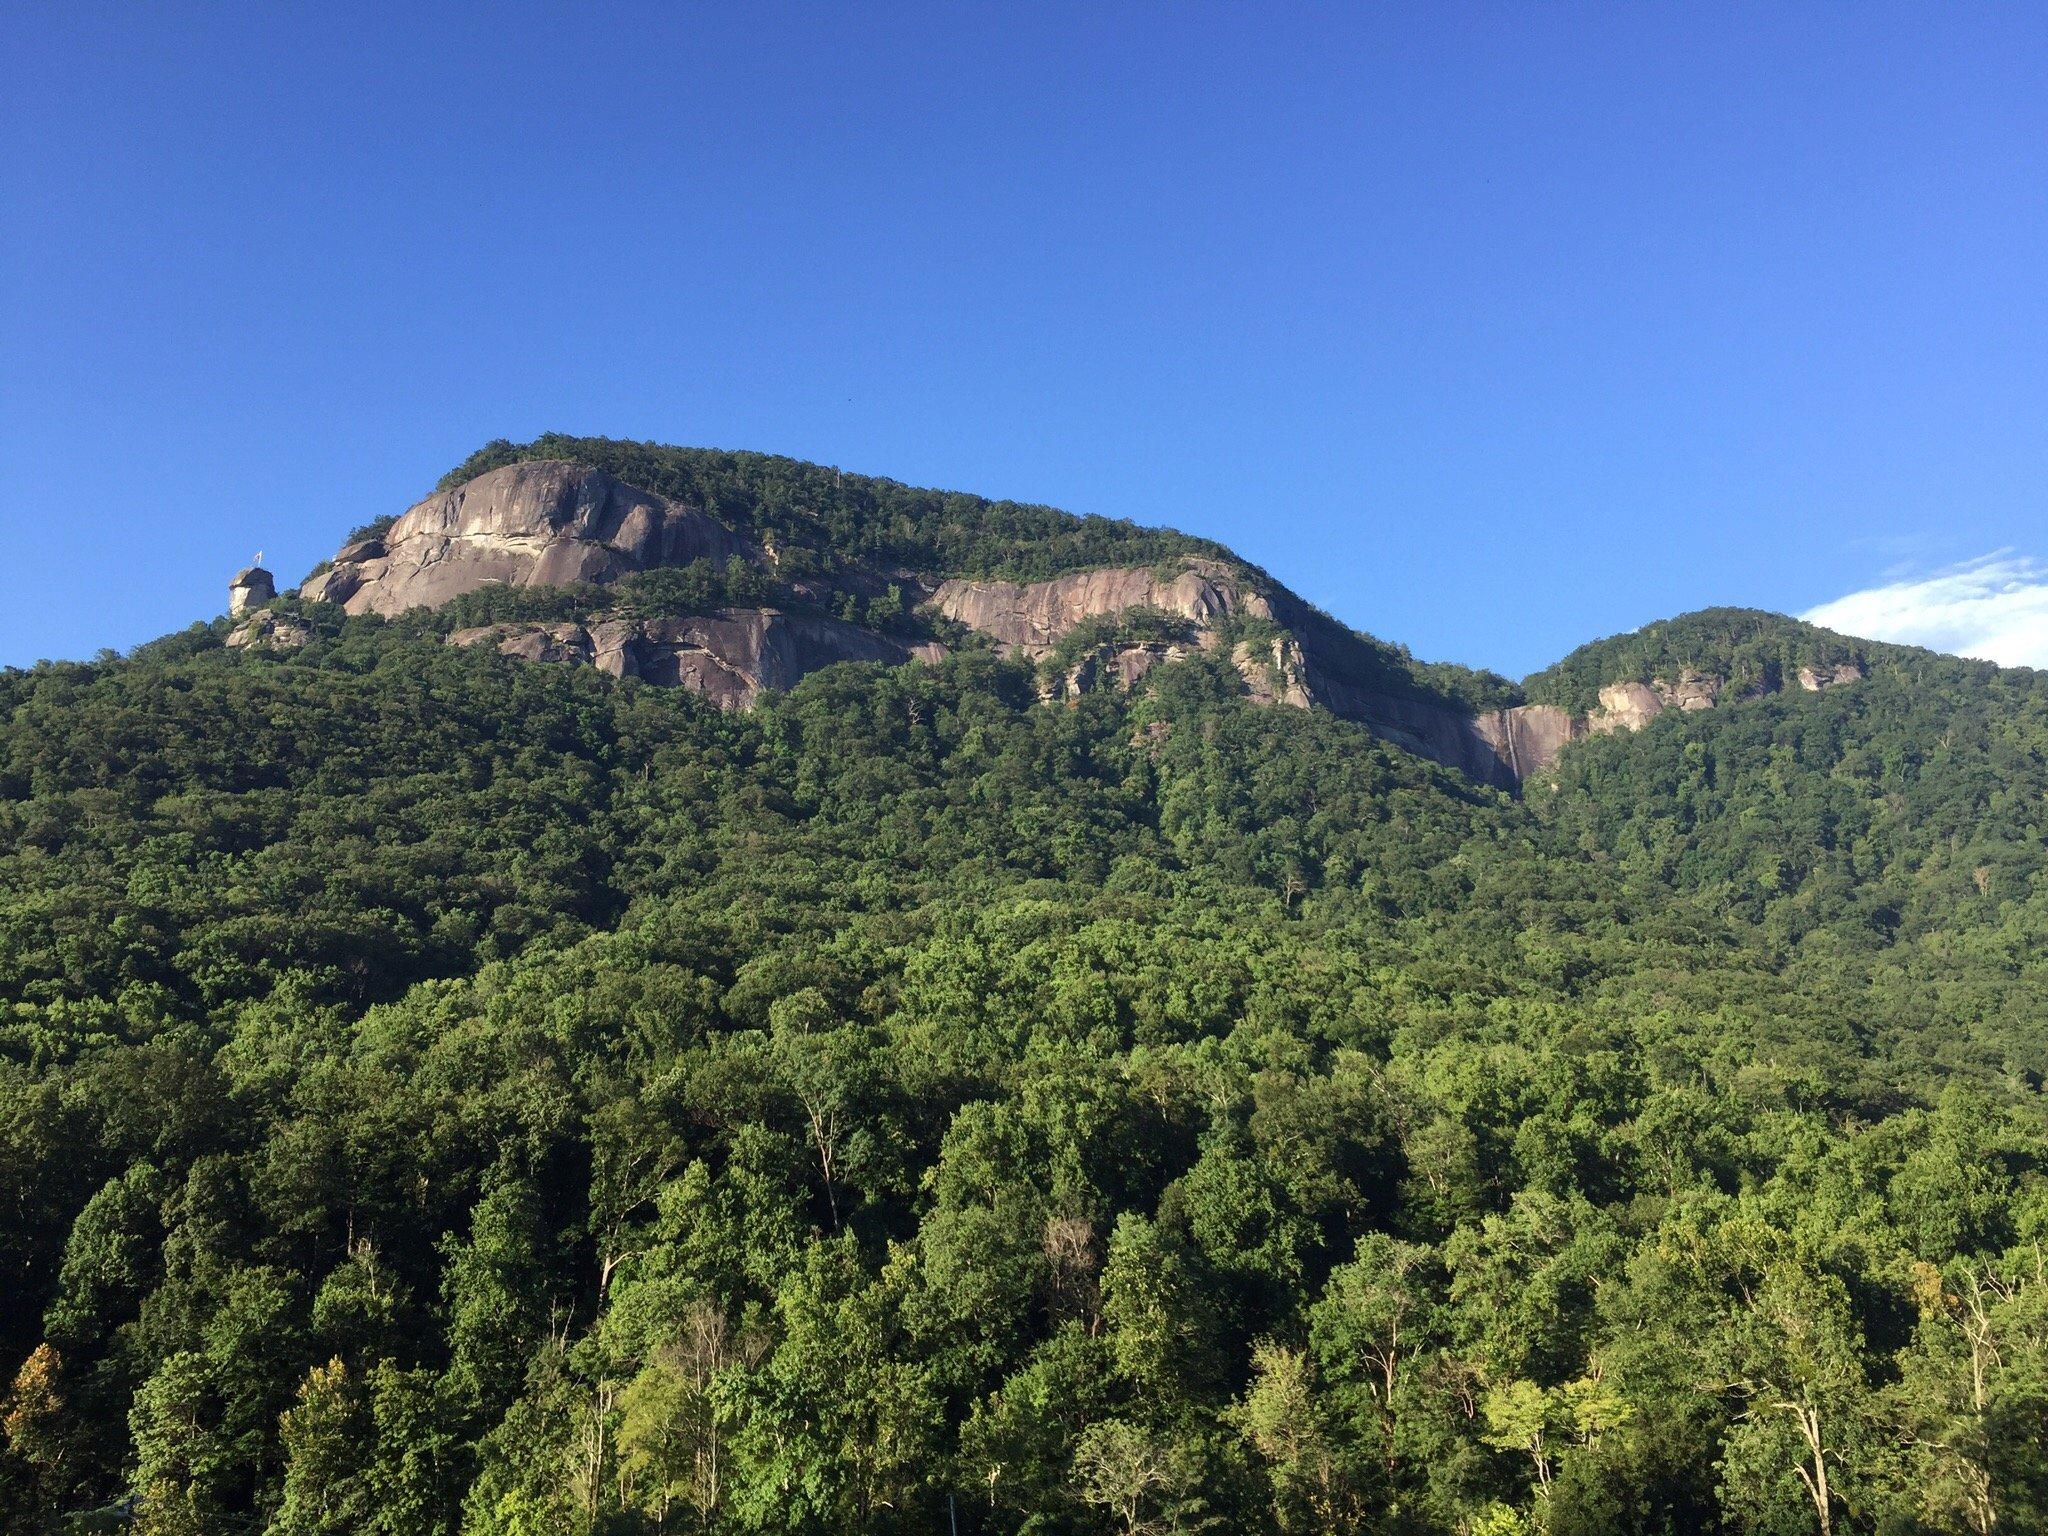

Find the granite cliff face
[[1470, 705, 1579, 783], [302, 461, 756, 616], [930, 562, 1269, 655]]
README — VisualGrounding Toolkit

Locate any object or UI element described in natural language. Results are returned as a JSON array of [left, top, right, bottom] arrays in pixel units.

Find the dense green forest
[[1, 490, 2045, 1535]]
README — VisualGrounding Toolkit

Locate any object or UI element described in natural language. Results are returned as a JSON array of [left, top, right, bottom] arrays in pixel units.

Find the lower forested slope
[[0, 615, 2043, 1535]]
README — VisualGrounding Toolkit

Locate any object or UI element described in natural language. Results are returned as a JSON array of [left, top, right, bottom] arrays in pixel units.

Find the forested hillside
[[1524, 609, 1921, 717], [1, 471, 2044, 1536]]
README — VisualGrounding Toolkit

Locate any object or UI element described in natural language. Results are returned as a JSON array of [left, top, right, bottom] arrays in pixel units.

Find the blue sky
[[3, 3, 2044, 675]]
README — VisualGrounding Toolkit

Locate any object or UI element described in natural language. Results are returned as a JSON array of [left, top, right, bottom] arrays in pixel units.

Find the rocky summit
[[301, 460, 756, 615]]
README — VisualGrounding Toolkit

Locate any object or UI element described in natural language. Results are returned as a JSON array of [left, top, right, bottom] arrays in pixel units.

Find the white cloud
[[1802, 553, 2048, 669]]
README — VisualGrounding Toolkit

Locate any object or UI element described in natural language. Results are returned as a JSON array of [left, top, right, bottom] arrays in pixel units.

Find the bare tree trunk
[[1783, 1401, 1831, 1536], [800, 1096, 841, 1229]]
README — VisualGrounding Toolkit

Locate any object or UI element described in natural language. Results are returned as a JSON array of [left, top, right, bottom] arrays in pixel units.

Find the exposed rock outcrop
[[225, 609, 312, 651], [931, 561, 1265, 657], [1587, 681, 1665, 735], [446, 621, 596, 666], [1661, 669, 1721, 711], [303, 461, 756, 616], [1563, 657, 1869, 745], [1470, 705, 1579, 784], [1232, 636, 1316, 709], [229, 566, 275, 616], [1048, 641, 1203, 702], [1798, 661, 1864, 691], [448, 608, 943, 711]]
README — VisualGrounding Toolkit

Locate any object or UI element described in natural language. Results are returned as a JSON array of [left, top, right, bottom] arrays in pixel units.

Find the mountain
[[2, 438, 2044, 1536], [285, 439, 1540, 783], [261, 437, 1890, 791]]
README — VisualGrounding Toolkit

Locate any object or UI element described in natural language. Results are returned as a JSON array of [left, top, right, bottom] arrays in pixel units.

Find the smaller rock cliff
[[930, 562, 1269, 655], [226, 609, 311, 651], [1798, 662, 1865, 692], [1584, 680, 1665, 736], [1469, 704, 1580, 784]]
